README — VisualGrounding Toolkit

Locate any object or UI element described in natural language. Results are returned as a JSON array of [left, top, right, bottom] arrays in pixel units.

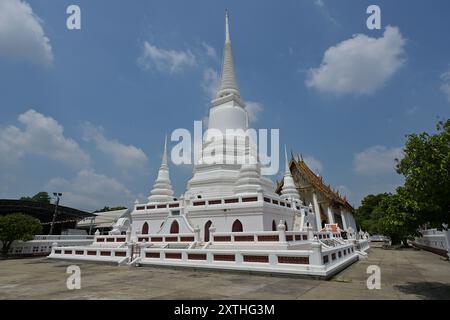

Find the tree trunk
[[1, 241, 11, 257], [390, 234, 401, 246]]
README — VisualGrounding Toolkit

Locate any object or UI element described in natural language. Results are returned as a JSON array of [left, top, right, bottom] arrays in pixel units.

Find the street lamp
[[49, 192, 62, 235]]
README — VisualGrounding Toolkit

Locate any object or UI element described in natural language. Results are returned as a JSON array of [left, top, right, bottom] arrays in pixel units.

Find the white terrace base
[[48, 231, 369, 279]]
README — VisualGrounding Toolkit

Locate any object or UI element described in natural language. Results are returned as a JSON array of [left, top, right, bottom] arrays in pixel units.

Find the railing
[[313, 231, 342, 240], [141, 247, 312, 268], [321, 244, 356, 268], [34, 235, 94, 240], [135, 233, 196, 243], [50, 246, 128, 260], [210, 230, 310, 244], [95, 235, 127, 243], [135, 201, 181, 212], [285, 231, 309, 242], [133, 194, 309, 213], [414, 229, 449, 256], [212, 231, 281, 243], [356, 239, 370, 251], [139, 240, 359, 277], [7, 235, 95, 256]]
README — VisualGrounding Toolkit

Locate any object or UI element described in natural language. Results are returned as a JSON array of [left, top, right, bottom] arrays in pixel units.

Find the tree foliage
[[0, 213, 42, 256], [354, 193, 390, 234], [356, 119, 450, 245], [396, 119, 450, 226], [93, 206, 127, 213], [376, 192, 419, 245], [20, 191, 51, 204]]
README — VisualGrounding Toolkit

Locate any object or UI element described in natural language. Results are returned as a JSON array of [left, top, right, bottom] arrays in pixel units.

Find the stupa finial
[[216, 9, 240, 98], [162, 134, 168, 166], [225, 9, 231, 44]]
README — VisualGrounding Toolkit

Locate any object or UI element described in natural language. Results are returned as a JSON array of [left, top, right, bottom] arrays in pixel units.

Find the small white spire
[[284, 145, 290, 175], [162, 134, 168, 166], [281, 145, 300, 201], [148, 136, 174, 203]]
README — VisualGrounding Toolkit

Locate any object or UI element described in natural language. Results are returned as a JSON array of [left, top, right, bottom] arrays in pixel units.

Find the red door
[[170, 220, 179, 234]]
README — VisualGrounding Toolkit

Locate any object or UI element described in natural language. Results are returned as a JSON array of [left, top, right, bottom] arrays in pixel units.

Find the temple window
[[142, 222, 149, 234], [204, 220, 212, 242], [232, 219, 243, 232], [170, 220, 179, 234]]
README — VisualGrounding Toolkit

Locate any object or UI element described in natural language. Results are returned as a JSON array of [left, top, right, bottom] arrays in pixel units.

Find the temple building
[[49, 11, 369, 278], [276, 155, 357, 233]]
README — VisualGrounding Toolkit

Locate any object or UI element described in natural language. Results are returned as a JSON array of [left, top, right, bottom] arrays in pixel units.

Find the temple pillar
[[340, 208, 348, 230], [194, 226, 201, 242], [327, 206, 335, 224], [277, 220, 287, 243], [312, 192, 322, 231], [299, 210, 305, 231]]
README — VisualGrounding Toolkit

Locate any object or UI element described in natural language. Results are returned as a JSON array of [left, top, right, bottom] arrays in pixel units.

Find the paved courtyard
[[0, 243, 449, 300]]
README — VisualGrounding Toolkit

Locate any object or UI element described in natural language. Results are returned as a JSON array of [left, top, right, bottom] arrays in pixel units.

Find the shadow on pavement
[[394, 282, 450, 299]]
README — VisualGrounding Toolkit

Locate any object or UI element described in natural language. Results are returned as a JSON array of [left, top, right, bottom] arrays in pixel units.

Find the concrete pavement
[[0, 243, 449, 299]]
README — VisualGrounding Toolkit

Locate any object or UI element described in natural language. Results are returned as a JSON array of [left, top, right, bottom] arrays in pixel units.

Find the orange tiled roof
[[277, 155, 354, 212]]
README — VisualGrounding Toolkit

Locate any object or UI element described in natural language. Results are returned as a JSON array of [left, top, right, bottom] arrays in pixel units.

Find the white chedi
[[148, 136, 174, 203], [233, 153, 263, 195], [281, 146, 300, 202]]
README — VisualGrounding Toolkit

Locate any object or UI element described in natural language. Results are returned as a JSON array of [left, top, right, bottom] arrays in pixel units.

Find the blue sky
[[1, 0, 449, 211]]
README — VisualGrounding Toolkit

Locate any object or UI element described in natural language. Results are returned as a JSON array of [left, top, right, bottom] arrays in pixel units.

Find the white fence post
[[444, 226, 450, 259], [310, 240, 322, 265], [194, 226, 201, 242]]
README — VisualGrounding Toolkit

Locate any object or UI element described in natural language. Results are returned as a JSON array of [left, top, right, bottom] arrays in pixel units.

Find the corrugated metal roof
[[77, 209, 128, 228]]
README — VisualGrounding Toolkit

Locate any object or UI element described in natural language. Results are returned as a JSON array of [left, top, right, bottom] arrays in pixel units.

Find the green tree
[[377, 192, 419, 246], [0, 213, 42, 257], [396, 119, 450, 227], [355, 193, 390, 234], [93, 206, 127, 213], [20, 192, 51, 204]]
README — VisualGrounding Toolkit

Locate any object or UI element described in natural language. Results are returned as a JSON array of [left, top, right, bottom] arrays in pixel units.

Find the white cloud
[[303, 155, 323, 174], [201, 67, 220, 99], [440, 69, 450, 103], [353, 145, 403, 175], [46, 169, 133, 211], [314, 0, 325, 8], [82, 122, 148, 171], [0, 0, 53, 65], [0, 109, 90, 168], [306, 26, 406, 95], [137, 41, 196, 73], [311, 0, 339, 26], [245, 101, 264, 123], [202, 42, 218, 60]]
